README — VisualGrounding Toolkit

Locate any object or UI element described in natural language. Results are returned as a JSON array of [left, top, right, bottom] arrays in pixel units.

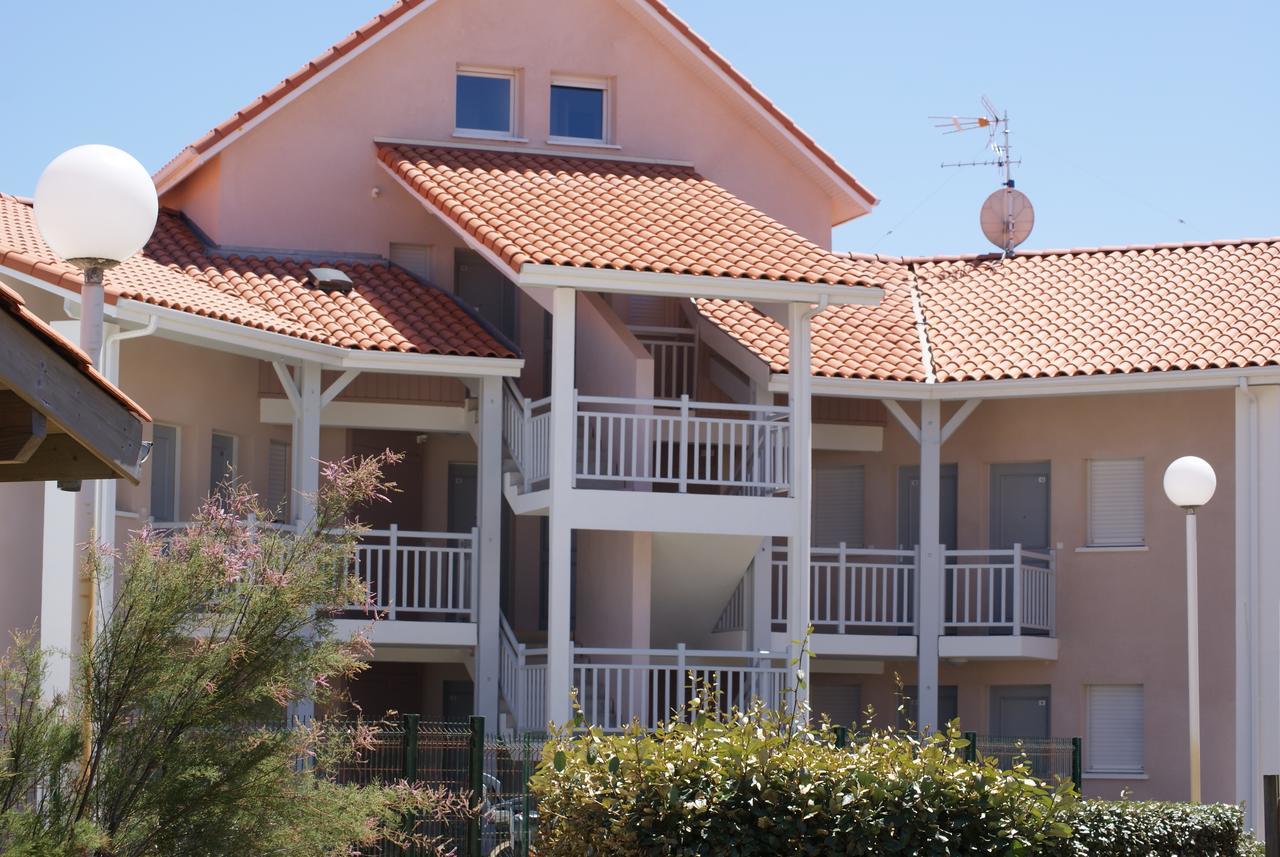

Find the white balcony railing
[[944, 546, 1055, 635], [502, 385, 791, 496], [770, 544, 1055, 638], [772, 546, 918, 633], [631, 325, 697, 399], [347, 526, 477, 622], [575, 394, 790, 493], [498, 634, 788, 734], [572, 646, 788, 732]]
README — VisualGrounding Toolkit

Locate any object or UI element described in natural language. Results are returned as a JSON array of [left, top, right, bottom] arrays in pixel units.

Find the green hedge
[[1054, 800, 1261, 857], [531, 699, 1260, 857]]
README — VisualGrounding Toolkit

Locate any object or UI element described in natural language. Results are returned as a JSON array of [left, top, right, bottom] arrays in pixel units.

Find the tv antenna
[[930, 97, 1033, 255]]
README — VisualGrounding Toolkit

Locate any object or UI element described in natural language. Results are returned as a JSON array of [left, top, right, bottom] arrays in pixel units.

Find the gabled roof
[[696, 238, 1280, 384], [0, 194, 517, 359], [153, 0, 875, 216], [378, 143, 879, 288]]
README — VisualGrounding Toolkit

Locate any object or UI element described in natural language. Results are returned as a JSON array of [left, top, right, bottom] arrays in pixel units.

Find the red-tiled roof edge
[[154, 0, 875, 211], [843, 235, 1280, 266], [0, 281, 150, 420]]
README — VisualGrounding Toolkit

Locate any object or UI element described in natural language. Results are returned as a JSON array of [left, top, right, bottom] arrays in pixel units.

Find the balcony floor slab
[[334, 618, 477, 648], [939, 634, 1058, 661], [774, 631, 917, 659]]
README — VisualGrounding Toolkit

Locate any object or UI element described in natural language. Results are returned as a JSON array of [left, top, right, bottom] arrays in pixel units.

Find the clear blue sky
[[4, 1, 1276, 257]]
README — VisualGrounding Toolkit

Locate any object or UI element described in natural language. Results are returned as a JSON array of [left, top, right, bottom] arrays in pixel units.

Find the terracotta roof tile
[[697, 240, 1280, 384], [0, 195, 516, 360], [378, 143, 878, 288]]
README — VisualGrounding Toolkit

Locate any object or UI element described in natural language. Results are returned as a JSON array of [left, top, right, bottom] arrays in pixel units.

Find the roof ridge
[[857, 236, 1280, 265], [905, 263, 936, 384]]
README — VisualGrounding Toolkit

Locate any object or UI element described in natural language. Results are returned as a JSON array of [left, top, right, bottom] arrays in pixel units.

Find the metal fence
[[965, 732, 1083, 792], [309, 716, 540, 857]]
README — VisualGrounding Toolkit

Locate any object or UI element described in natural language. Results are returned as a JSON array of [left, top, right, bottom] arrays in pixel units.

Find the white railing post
[[837, 542, 849, 633], [571, 389, 580, 489], [678, 394, 690, 493], [1049, 549, 1057, 637], [470, 526, 480, 619], [521, 397, 532, 491], [676, 642, 687, 717], [1012, 543, 1023, 636], [387, 524, 399, 622]]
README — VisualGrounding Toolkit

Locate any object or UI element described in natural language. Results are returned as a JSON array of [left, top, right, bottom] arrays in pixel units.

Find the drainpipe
[[94, 316, 159, 629], [1236, 377, 1261, 827]]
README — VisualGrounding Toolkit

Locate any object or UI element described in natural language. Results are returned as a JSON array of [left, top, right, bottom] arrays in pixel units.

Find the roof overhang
[[518, 264, 881, 306], [0, 303, 148, 484], [773, 364, 1280, 401]]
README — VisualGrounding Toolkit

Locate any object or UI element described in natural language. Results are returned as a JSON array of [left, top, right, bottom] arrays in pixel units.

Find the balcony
[[503, 384, 790, 497], [500, 618, 787, 733], [153, 520, 478, 647], [771, 545, 1057, 660]]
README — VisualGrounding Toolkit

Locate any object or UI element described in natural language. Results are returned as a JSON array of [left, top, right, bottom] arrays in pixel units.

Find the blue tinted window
[[456, 74, 512, 133], [550, 85, 605, 140]]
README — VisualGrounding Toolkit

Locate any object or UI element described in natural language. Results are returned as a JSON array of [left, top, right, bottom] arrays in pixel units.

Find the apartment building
[[2, 0, 1279, 825]]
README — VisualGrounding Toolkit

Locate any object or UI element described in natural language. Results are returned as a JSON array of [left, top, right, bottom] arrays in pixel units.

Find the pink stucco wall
[[811, 389, 1236, 803], [161, 0, 839, 258]]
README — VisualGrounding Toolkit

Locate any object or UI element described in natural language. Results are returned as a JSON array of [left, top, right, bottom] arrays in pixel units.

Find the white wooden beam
[[787, 302, 815, 717], [320, 370, 360, 407], [941, 399, 980, 443], [271, 361, 301, 411], [545, 287, 577, 727], [917, 401, 943, 734], [881, 399, 921, 443], [474, 374, 502, 728]]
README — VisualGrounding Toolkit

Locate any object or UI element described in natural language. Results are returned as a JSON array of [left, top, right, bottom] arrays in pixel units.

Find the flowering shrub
[[0, 453, 472, 857]]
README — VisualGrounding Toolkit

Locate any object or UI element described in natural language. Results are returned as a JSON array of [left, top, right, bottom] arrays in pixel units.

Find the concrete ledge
[[939, 634, 1058, 661], [565, 488, 799, 536], [334, 618, 477, 648], [773, 631, 916, 659]]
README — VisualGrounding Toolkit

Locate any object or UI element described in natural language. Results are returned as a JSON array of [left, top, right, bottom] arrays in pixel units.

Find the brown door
[[349, 430, 424, 530]]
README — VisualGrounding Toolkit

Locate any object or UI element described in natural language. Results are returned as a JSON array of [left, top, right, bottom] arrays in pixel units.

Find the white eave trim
[[153, 0, 444, 194], [112, 299, 524, 378], [517, 263, 882, 305], [770, 364, 1280, 400]]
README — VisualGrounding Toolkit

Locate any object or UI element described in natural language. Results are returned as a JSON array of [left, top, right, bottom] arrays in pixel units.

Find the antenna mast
[[929, 97, 1034, 256]]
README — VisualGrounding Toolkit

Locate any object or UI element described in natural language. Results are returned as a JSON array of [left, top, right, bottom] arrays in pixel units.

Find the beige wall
[[809, 389, 1236, 804], [162, 0, 838, 257]]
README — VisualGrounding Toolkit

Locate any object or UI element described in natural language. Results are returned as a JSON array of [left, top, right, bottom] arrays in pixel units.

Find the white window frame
[[1086, 458, 1146, 548], [1085, 684, 1145, 777], [547, 74, 612, 147], [454, 65, 522, 141], [148, 423, 181, 525]]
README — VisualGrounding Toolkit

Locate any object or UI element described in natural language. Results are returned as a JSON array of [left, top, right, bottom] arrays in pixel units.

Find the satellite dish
[[980, 187, 1034, 253]]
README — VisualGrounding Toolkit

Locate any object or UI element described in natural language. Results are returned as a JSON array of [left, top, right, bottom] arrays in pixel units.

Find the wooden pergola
[[0, 284, 149, 486]]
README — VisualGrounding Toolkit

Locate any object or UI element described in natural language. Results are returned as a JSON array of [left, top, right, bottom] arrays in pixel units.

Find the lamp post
[[1163, 455, 1217, 804], [33, 145, 157, 672]]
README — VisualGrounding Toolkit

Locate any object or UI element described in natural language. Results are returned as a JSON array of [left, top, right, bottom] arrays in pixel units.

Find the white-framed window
[[1086, 684, 1144, 775], [813, 464, 865, 548], [149, 423, 179, 524], [455, 66, 519, 138], [549, 74, 609, 144], [1087, 458, 1145, 547]]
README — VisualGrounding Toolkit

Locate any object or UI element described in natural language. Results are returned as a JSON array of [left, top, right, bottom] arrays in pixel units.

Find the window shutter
[[813, 465, 864, 548], [267, 440, 290, 522], [1086, 685, 1144, 774], [1088, 459, 1145, 546], [811, 683, 862, 729], [390, 243, 433, 282], [148, 424, 178, 523]]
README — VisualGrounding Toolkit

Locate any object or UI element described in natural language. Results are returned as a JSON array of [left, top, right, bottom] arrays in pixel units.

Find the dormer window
[[549, 75, 608, 144], [455, 67, 519, 139]]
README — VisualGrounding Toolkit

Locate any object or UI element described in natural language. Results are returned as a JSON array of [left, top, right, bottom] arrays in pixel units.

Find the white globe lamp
[[33, 145, 157, 366], [1163, 456, 1217, 510], [1163, 454, 1215, 805]]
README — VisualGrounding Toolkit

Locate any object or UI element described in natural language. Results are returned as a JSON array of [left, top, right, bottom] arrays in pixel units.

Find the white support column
[[786, 303, 814, 713], [917, 400, 943, 733], [750, 382, 775, 654], [1239, 382, 1280, 825], [474, 374, 503, 728], [294, 362, 323, 527], [545, 287, 577, 727]]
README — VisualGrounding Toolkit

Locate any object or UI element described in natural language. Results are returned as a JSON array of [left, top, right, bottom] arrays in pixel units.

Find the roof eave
[[517, 263, 883, 305]]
